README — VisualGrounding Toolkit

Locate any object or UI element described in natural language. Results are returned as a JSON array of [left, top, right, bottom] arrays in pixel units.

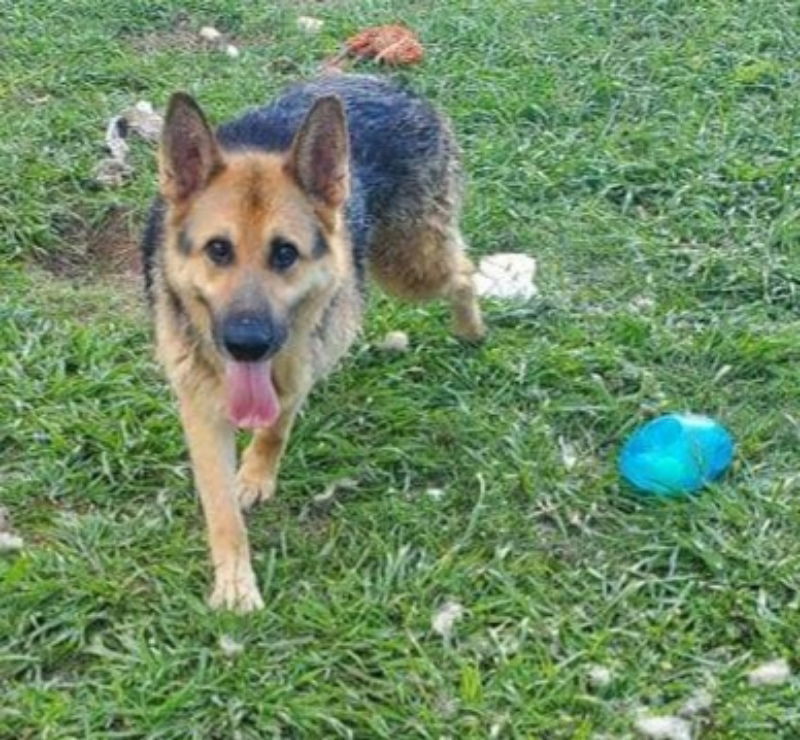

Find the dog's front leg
[[178, 393, 264, 612], [236, 397, 302, 511]]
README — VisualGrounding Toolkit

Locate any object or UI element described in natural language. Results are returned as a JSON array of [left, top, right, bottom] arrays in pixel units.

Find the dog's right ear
[[159, 92, 223, 205], [287, 96, 349, 213]]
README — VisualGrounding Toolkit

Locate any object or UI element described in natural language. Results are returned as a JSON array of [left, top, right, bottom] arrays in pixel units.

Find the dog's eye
[[205, 238, 234, 266], [270, 239, 299, 272]]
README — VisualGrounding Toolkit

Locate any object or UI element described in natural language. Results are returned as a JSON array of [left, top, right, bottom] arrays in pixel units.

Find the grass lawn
[[3, 0, 800, 736]]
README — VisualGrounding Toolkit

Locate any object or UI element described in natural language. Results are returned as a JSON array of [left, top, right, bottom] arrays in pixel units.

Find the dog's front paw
[[209, 568, 264, 613], [235, 471, 276, 511]]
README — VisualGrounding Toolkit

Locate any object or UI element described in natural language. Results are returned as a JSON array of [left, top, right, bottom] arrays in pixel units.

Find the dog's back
[[216, 74, 461, 269]]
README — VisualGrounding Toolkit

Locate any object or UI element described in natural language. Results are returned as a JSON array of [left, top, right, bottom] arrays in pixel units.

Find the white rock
[[377, 330, 409, 353], [586, 664, 612, 688], [225, 44, 240, 59], [630, 295, 656, 312], [473, 252, 537, 301], [297, 16, 324, 34], [558, 436, 578, 470], [748, 658, 791, 686], [679, 688, 713, 717], [634, 715, 692, 740], [431, 601, 464, 639], [200, 26, 222, 42], [218, 634, 244, 657], [0, 532, 24, 552]]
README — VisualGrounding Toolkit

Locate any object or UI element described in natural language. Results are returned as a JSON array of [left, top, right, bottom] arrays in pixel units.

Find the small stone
[[297, 16, 324, 34], [634, 715, 692, 740], [473, 252, 537, 301], [679, 688, 713, 717], [225, 44, 240, 59], [558, 437, 578, 470], [630, 295, 656, 312], [431, 601, 464, 639], [425, 487, 445, 501], [199, 26, 222, 42], [377, 330, 409, 353], [218, 634, 244, 657], [748, 658, 791, 686], [0, 532, 24, 552], [586, 664, 612, 689]]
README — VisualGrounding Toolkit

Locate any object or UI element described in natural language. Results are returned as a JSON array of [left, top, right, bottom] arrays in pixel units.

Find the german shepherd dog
[[141, 74, 485, 611]]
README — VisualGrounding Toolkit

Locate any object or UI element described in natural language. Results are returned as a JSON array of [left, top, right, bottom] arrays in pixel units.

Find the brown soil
[[124, 11, 272, 55], [40, 204, 142, 281]]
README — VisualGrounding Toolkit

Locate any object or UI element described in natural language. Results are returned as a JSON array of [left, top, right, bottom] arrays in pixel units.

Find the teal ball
[[619, 413, 734, 496]]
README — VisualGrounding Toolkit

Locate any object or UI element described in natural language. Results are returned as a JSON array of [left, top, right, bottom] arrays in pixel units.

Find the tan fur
[[370, 223, 485, 340], [149, 92, 484, 611]]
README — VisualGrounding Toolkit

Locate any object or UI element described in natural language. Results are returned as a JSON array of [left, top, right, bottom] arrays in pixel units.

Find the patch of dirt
[[40, 205, 142, 281], [124, 12, 272, 54], [124, 12, 205, 54], [128, 30, 203, 54]]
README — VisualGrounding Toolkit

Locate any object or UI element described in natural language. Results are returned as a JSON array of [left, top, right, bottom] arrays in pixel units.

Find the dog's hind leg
[[369, 222, 486, 342], [178, 391, 264, 612], [445, 230, 486, 342]]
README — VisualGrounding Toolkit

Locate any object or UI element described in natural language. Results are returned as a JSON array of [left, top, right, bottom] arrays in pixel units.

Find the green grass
[[3, 0, 800, 736]]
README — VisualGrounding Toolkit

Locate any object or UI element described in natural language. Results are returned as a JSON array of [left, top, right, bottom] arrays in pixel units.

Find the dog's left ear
[[287, 96, 349, 212]]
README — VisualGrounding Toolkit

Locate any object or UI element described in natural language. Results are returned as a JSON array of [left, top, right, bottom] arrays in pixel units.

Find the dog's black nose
[[221, 314, 279, 362]]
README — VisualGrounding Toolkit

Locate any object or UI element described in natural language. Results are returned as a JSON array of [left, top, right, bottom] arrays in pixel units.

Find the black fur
[[142, 74, 456, 300], [177, 229, 193, 256], [141, 196, 165, 299], [311, 228, 328, 259]]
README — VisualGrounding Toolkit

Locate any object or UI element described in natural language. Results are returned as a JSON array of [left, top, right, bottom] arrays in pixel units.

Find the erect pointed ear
[[159, 92, 223, 204], [287, 96, 349, 211]]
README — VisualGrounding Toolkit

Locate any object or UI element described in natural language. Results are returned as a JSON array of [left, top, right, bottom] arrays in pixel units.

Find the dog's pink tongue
[[225, 361, 280, 429]]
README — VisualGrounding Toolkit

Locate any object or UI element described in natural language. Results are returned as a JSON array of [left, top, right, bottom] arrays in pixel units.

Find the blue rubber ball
[[619, 413, 734, 496]]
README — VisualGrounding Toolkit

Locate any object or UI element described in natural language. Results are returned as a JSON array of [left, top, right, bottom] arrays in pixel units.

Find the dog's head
[[158, 92, 350, 427]]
